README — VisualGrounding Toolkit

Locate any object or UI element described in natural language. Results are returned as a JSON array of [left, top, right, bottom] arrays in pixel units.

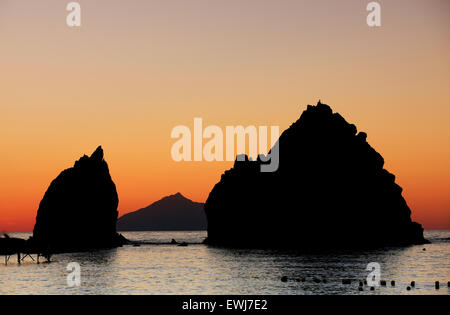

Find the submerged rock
[[342, 279, 352, 285], [204, 102, 428, 249], [32, 146, 127, 252]]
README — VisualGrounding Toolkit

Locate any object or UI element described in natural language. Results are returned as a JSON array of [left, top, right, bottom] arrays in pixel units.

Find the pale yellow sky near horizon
[[0, 0, 449, 231]]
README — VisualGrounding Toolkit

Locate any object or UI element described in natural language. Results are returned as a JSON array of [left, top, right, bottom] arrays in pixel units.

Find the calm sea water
[[0, 230, 448, 295]]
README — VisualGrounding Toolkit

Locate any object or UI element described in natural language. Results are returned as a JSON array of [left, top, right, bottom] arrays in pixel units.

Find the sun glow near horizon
[[1, 0, 449, 232]]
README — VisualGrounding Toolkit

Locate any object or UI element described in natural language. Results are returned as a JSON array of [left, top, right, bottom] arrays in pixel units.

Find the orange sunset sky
[[1, 0, 449, 231]]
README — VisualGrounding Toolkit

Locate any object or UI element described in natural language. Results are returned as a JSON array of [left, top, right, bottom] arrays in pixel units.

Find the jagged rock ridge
[[117, 193, 206, 231], [32, 146, 126, 252], [204, 102, 428, 249]]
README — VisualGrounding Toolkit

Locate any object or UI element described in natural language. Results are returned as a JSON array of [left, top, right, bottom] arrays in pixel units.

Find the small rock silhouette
[[342, 279, 352, 285]]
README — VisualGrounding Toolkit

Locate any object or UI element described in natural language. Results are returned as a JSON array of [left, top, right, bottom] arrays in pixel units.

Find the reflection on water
[[0, 231, 448, 295]]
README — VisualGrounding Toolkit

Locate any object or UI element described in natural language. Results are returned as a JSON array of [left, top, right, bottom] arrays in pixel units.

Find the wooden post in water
[[17, 252, 21, 265]]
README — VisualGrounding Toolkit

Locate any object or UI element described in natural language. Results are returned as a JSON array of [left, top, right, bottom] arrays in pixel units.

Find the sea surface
[[0, 230, 449, 295]]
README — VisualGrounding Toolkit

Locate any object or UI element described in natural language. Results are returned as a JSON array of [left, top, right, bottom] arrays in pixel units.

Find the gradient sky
[[1, 0, 449, 231]]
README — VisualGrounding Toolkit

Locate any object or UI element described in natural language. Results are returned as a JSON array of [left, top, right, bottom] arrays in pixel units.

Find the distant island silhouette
[[117, 193, 206, 231], [204, 102, 428, 249], [31, 146, 127, 252]]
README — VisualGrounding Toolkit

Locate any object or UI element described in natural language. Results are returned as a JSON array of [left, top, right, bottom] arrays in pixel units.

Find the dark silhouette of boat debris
[[0, 234, 51, 264]]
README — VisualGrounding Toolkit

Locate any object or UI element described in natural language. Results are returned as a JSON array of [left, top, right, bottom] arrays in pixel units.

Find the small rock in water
[[411, 281, 415, 287], [281, 276, 288, 282], [380, 280, 386, 286], [391, 280, 396, 286], [364, 280, 367, 285], [370, 287, 375, 291], [359, 281, 363, 287], [342, 279, 352, 285], [358, 287, 363, 292], [170, 239, 178, 245], [407, 286, 411, 291], [422, 248, 426, 251], [313, 278, 321, 284], [435, 281, 439, 289]]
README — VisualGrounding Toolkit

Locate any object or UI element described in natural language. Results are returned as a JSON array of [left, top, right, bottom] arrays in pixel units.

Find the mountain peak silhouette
[[90, 145, 104, 161], [166, 192, 184, 199], [117, 193, 206, 231], [204, 102, 428, 249]]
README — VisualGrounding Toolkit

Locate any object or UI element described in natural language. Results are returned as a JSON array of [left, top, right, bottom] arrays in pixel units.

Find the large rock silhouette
[[32, 146, 126, 252], [204, 102, 428, 249]]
